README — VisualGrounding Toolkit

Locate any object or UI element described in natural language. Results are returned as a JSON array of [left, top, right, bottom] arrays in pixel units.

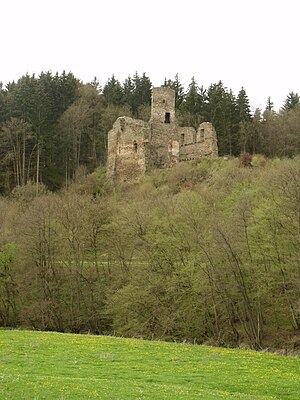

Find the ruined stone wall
[[107, 88, 219, 182], [178, 127, 197, 145], [106, 120, 119, 180], [197, 122, 218, 157], [107, 116, 150, 182], [179, 122, 218, 161], [148, 124, 178, 168]]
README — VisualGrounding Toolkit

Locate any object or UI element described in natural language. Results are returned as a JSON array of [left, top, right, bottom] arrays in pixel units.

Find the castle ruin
[[107, 87, 218, 182]]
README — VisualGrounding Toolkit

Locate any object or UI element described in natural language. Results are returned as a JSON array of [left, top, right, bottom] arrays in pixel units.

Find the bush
[[239, 152, 252, 167]]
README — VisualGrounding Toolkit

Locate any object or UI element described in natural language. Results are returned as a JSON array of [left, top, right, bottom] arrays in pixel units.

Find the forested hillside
[[1, 71, 299, 350], [0, 71, 300, 193], [0, 157, 299, 350]]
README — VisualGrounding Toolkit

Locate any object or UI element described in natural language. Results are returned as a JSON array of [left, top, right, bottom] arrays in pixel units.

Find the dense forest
[[0, 72, 300, 351], [0, 157, 299, 350], [0, 71, 300, 193]]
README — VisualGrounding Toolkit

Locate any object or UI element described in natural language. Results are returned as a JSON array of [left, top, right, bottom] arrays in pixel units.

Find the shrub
[[239, 152, 252, 167]]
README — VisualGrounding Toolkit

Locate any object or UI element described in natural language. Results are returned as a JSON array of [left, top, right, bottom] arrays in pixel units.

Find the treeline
[[0, 157, 299, 350], [1, 71, 300, 193]]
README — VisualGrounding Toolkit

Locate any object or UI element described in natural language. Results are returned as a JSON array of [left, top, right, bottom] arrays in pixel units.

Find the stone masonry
[[107, 87, 218, 182]]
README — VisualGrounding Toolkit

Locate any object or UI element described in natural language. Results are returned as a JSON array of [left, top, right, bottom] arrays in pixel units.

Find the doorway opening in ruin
[[133, 140, 138, 152], [200, 128, 205, 142], [164, 112, 171, 123]]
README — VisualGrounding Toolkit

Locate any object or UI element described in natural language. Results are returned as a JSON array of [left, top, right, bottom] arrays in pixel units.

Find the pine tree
[[162, 74, 184, 109], [265, 96, 274, 112], [122, 75, 135, 111], [179, 77, 205, 128], [89, 77, 101, 92], [236, 87, 252, 122], [282, 92, 300, 111], [102, 75, 124, 106], [131, 72, 152, 118], [205, 81, 239, 155], [236, 87, 252, 154], [0, 82, 7, 124]]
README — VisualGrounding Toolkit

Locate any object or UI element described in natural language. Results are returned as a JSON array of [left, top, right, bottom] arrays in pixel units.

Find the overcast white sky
[[1, 0, 299, 110]]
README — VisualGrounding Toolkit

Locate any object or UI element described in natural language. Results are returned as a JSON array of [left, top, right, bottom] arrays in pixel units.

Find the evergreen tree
[[184, 77, 202, 115], [162, 73, 184, 109], [236, 87, 252, 153], [226, 90, 240, 155], [31, 72, 56, 189], [122, 75, 135, 110], [0, 71, 80, 191], [5, 74, 37, 121], [51, 71, 80, 119], [282, 92, 300, 111], [251, 108, 262, 154], [205, 81, 239, 155], [89, 77, 101, 92], [131, 72, 152, 118], [103, 75, 124, 106], [178, 77, 205, 128], [173, 74, 184, 109], [265, 96, 274, 112], [0, 118, 33, 186], [0, 83, 7, 124], [37, 71, 80, 189], [236, 87, 252, 122]]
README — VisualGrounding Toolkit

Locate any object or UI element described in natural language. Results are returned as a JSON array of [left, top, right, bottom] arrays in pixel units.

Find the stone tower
[[150, 87, 176, 125], [148, 87, 178, 168]]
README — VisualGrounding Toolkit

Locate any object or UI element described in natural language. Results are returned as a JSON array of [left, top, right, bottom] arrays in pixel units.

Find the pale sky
[[1, 0, 299, 110]]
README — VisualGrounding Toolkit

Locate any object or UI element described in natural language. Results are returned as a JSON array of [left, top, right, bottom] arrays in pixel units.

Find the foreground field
[[0, 330, 299, 399]]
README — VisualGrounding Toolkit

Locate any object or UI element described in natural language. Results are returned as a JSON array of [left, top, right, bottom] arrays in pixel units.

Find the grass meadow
[[0, 330, 299, 399]]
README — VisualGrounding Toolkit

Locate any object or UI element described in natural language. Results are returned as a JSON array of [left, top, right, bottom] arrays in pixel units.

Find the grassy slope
[[0, 331, 299, 399]]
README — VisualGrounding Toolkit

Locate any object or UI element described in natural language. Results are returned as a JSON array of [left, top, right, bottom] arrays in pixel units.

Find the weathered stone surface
[[179, 123, 218, 161], [107, 87, 218, 182], [107, 116, 150, 182]]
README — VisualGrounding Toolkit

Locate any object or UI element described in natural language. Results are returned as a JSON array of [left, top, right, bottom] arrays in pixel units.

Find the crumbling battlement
[[107, 87, 218, 182]]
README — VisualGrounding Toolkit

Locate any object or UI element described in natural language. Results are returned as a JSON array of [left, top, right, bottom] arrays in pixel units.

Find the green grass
[[0, 330, 299, 399]]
